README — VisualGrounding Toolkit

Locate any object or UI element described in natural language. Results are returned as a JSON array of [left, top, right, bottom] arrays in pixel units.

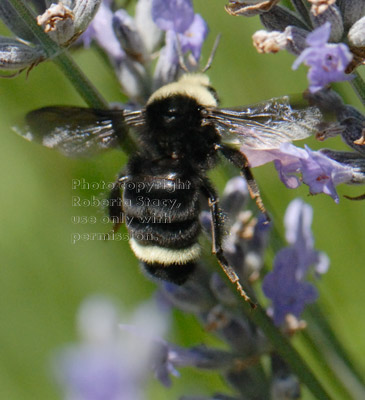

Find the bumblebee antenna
[[175, 34, 189, 72], [202, 34, 221, 72]]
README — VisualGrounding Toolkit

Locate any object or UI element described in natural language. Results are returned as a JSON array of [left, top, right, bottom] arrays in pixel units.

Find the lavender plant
[[1, 0, 365, 399]]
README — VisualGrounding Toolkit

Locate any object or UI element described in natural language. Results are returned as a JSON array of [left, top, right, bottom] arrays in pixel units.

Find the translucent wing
[[19, 106, 144, 157], [207, 95, 323, 150]]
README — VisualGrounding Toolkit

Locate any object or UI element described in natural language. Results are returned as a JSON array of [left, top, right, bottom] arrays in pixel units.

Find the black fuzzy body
[[110, 94, 220, 285]]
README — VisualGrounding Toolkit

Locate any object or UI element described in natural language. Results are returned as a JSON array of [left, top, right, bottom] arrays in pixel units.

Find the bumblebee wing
[[208, 95, 322, 150], [20, 106, 144, 157]]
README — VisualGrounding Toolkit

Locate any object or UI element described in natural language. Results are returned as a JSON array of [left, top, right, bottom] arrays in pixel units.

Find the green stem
[[349, 70, 365, 107], [8, 0, 107, 108], [51, 53, 108, 109], [299, 329, 354, 400], [307, 306, 365, 394]]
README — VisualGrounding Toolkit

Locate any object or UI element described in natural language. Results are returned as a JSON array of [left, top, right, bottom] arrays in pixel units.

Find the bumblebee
[[23, 73, 323, 306]]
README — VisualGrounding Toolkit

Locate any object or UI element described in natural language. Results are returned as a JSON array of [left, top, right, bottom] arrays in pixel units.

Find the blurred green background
[[0, 1, 365, 399]]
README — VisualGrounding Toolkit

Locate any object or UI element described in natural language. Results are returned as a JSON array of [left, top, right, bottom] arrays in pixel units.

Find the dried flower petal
[[225, 0, 280, 17], [37, 3, 74, 33], [308, 0, 336, 17], [252, 30, 287, 53], [310, 4, 344, 42], [36, 1, 101, 46]]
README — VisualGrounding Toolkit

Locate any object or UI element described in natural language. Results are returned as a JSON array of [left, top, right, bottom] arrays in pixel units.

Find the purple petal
[[314, 252, 330, 275], [305, 21, 331, 47], [81, 1, 124, 63], [263, 198, 329, 325], [240, 147, 282, 168], [284, 198, 313, 248], [55, 347, 135, 400], [305, 43, 353, 92], [292, 47, 311, 70], [153, 13, 208, 85], [178, 14, 208, 60], [153, 341, 178, 387], [151, 0, 194, 33], [292, 23, 353, 92], [153, 30, 180, 86], [301, 146, 352, 202], [274, 143, 352, 202], [262, 247, 318, 326], [273, 145, 307, 188]]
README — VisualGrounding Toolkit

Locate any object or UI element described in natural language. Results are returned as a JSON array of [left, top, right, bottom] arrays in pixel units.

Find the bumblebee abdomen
[[128, 219, 201, 249], [122, 175, 199, 222], [122, 158, 202, 284]]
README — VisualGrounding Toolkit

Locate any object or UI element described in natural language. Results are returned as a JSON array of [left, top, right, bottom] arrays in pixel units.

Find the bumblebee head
[[147, 73, 219, 108]]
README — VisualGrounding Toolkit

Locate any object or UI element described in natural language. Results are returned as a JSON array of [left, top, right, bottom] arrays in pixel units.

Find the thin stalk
[[350, 70, 365, 107], [307, 306, 365, 390], [51, 52, 108, 109], [299, 329, 355, 400]]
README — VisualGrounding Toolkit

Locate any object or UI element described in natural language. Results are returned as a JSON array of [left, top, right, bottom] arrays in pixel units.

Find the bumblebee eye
[[163, 107, 179, 124]]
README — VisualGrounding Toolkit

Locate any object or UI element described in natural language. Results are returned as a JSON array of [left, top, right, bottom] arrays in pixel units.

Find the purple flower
[[81, 0, 125, 63], [56, 346, 140, 400], [242, 143, 353, 202], [178, 14, 208, 61], [292, 22, 353, 92], [152, 0, 208, 84], [274, 143, 353, 203], [262, 247, 318, 326], [80, 0, 165, 101], [53, 297, 168, 400], [152, 0, 194, 33], [154, 342, 236, 387], [284, 199, 329, 277], [262, 199, 328, 326]]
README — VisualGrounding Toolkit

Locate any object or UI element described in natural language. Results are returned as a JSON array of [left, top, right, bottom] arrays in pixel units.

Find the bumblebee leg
[[201, 178, 256, 308], [108, 176, 126, 233], [217, 144, 270, 222]]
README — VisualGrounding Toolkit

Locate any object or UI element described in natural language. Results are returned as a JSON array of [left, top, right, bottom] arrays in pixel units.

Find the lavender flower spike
[[292, 22, 353, 92], [263, 246, 319, 326]]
